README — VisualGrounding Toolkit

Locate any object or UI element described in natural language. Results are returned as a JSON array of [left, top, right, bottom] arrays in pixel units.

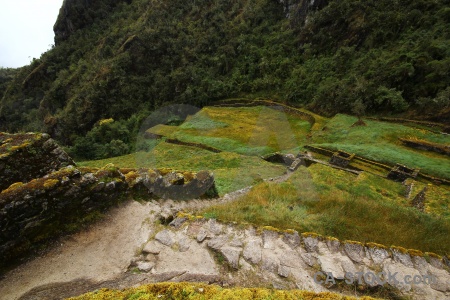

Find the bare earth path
[[0, 200, 156, 300]]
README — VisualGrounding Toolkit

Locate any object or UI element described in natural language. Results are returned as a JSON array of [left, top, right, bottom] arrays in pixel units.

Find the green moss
[[43, 179, 59, 190]]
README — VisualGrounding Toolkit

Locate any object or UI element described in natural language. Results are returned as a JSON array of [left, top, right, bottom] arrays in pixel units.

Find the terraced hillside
[[80, 102, 450, 256], [2, 101, 449, 300]]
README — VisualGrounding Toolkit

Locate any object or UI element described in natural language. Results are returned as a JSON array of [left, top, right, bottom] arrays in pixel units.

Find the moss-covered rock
[[0, 132, 75, 192]]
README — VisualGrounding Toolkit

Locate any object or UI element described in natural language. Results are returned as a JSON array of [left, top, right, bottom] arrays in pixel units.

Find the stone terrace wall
[[133, 216, 450, 300], [0, 132, 74, 191]]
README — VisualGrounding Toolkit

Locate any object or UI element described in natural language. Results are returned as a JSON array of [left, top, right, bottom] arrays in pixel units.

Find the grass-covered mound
[[68, 282, 377, 300], [200, 165, 450, 255]]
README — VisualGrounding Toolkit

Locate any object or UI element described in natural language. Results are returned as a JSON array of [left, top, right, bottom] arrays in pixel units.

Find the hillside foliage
[[0, 0, 449, 160]]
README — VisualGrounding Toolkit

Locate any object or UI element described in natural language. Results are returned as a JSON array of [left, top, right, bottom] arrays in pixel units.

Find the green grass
[[200, 164, 450, 255], [78, 142, 286, 195], [146, 124, 180, 136], [160, 106, 312, 156], [313, 114, 450, 179]]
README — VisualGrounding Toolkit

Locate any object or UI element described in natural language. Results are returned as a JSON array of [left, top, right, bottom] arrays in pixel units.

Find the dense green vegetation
[[0, 0, 448, 158]]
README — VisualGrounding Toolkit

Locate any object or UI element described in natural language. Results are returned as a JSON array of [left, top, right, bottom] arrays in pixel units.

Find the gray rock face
[[262, 230, 279, 249], [301, 253, 317, 267], [282, 231, 300, 249], [207, 219, 223, 235], [141, 218, 450, 300], [178, 236, 191, 252], [243, 239, 262, 264], [136, 261, 154, 272], [326, 239, 340, 253], [367, 246, 390, 265], [169, 217, 187, 229], [207, 236, 227, 251], [143, 241, 163, 254], [261, 253, 279, 273], [197, 228, 208, 242], [155, 230, 175, 247], [392, 249, 413, 268], [278, 265, 291, 277], [220, 247, 241, 269], [344, 242, 365, 263], [303, 236, 319, 252]]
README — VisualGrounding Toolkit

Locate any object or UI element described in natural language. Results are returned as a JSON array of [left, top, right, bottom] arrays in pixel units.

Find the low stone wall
[[0, 132, 75, 191], [400, 138, 450, 157], [0, 165, 127, 265], [0, 166, 218, 267], [133, 215, 450, 300]]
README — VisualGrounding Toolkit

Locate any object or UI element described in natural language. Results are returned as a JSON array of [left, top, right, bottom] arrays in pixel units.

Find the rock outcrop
[[53, 0, 131, 44], [132, 216, 450, 300], [0, 132, 75, 191]]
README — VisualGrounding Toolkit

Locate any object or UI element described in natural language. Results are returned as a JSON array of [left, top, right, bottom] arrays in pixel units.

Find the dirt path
[[0, 172, 292, 300], [0, 200, 156, 300]]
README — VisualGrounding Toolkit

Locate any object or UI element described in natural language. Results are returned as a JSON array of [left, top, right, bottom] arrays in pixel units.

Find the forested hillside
[[0, 0, 448, 159]]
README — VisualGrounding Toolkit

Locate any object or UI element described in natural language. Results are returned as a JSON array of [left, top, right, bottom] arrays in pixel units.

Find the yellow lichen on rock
[[66, 282, 378, 300], [391, 245, 408, 254], [408, 249, 424, 257], [1, 182, 24, 194], [365, 242, 388, 250], [43, 179, 60, 189]]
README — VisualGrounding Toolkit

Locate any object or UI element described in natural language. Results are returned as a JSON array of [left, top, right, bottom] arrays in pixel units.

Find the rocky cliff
[[53, 0, 131, 44]]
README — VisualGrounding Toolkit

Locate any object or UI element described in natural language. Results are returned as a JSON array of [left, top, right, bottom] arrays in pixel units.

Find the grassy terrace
[[79, 105, 450, 255], [312, 114, 450, 179], [78, 143, 286, 196], [200, 164, 450, 255], [148, 106, 313, 156]]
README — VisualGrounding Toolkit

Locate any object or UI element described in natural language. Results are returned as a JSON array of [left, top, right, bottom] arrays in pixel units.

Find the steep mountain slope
[[0, 0, 448, 149]]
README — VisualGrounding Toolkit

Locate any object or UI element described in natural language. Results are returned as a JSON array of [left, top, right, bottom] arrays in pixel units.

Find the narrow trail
[[0, 171, 294, 300]]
